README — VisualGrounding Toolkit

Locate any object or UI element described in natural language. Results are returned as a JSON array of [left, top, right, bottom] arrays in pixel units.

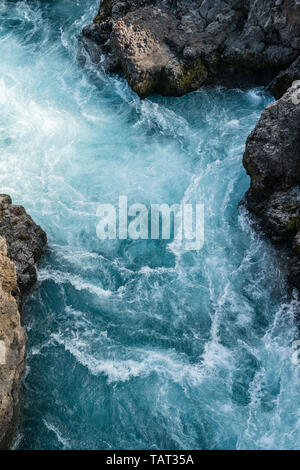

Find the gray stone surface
[[81, 0, 300, 97], [243, 82, 300, 290]]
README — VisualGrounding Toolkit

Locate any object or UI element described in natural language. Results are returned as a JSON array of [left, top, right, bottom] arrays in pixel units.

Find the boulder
[[81, 0, 300, 98], [0, 196, 46, 447], [0, 195, 47, 307], [243, 82, 300, 289]]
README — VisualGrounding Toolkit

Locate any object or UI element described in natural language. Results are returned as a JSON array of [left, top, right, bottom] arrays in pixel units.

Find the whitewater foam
[[1, 0, 299, 451]]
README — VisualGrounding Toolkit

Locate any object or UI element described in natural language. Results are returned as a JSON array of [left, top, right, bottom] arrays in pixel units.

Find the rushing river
[[1, 0, 300, 450]]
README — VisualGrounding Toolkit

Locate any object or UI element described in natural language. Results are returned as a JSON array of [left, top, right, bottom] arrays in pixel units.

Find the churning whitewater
[[1, 0, 300, 450]]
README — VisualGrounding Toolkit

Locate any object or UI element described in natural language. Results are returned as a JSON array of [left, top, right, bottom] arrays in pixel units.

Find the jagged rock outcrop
[[243, 81, 300, 290], [0, 195, 46, 448], [81, 0, 300, 97], [269, 56, 300, 99], [0, 195, 47, 309], [0, 237, 26, 448]]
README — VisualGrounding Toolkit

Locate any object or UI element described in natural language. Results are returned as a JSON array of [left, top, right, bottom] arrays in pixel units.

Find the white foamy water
[[1, 0, 299, 450]]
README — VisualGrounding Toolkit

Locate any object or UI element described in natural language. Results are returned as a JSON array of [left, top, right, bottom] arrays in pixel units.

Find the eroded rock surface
[[243, 82, 300, 289], [269, 56, 300, 99], [81, 0, 300, 97], [0, 196, 46, 447], [0, 195, 47, 307], [0, 237, 26, 448]]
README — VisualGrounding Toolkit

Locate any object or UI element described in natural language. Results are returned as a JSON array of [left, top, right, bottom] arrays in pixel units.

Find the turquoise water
[[1, 0, 300, 450]]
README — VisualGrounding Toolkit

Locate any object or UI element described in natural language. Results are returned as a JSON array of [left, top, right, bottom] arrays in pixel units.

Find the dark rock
[[81, 0, 300, 98], [243, 82, 300, 290], [243, 84, 300, 202], [0, 196, 47, 306], [269, 56, 300, 99]]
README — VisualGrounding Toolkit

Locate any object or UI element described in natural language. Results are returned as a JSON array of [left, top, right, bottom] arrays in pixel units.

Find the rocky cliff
[[243, 81, 300, 290], [81, 0, 300, 97], [0, 195, 46, 448]]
